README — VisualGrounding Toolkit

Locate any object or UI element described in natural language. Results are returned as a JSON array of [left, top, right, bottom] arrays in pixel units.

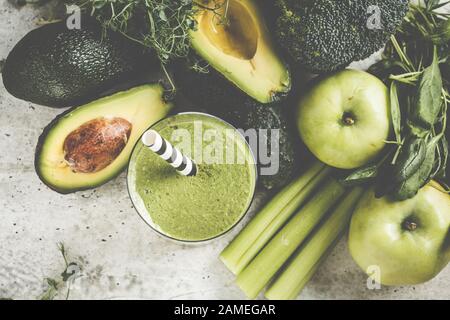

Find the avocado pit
[[63, 117, 132, 173], [201, 0, 258, 60]]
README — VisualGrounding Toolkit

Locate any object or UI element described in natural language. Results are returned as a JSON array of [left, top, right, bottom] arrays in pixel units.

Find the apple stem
[[403, 220, 418, 231], [342, 113, 356, 126]]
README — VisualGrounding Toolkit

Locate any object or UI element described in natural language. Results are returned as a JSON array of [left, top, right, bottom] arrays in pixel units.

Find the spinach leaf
[[393, 142, 437, 201], [411, 48, 443, 129], [340, 165, 378, 186], [391, 136, 427, 183]]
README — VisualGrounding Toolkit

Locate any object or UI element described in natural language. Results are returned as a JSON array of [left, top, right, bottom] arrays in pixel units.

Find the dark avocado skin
[[2, 18, 157, 108], [237, 100, 299, 190], [174, 63, 301, 190]]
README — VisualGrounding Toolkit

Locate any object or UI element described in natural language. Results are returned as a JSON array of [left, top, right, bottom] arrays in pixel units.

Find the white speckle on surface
[[0, 1, 449, 300]]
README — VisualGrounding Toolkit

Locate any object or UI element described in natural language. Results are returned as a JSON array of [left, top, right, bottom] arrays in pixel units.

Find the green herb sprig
[[40, 243, 81, 300], [67, 0, 196, 64], [66, 0, 228, 67]]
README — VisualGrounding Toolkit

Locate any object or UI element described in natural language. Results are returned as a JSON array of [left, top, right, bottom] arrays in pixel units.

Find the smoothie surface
[[128, 114, 256, 241]]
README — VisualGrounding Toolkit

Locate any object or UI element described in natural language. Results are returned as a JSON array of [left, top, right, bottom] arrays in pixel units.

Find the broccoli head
[[276, 0, 410, 73]]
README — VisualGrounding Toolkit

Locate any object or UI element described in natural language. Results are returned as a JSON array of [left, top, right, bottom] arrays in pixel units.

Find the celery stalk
[[265, 187, 363, 300], [220, 161, 327, 275], [227, 167, 331, 275], [278, 244, 335, 300], [235, 178, 346, 299]]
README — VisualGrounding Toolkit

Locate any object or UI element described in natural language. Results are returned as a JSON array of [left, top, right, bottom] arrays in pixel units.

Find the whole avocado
[[275, 0, 409, 73], [2, 18, 157, 107]]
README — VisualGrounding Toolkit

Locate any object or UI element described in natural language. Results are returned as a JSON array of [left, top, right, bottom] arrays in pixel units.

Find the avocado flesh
[[35, 85, 172, 194], [190, 0, 291, 104]]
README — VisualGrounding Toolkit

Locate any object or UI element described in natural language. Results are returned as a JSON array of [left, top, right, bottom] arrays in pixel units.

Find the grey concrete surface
[[0, 1, 449, 300]]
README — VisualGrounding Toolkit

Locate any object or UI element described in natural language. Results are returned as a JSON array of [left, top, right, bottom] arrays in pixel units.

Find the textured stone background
[[0, 1, 449, 300]]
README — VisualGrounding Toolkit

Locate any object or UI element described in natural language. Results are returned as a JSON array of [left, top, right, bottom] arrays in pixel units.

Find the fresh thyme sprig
[[67, 0, 228, 66], [40, 243, 81, 300], [70, 0, 196, 64]]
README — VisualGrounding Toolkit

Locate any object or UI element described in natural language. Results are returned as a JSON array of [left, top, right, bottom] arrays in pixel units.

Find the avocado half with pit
[[35, 85, 172, 194], [190, 0, 291, 104]]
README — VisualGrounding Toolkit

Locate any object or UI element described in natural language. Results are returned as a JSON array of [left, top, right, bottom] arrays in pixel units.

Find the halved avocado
[[190, 0, 291, 104], [35, 85, 172, 194]]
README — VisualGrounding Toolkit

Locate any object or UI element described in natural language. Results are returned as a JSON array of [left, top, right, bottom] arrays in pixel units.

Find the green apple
[[297, 69, 391, 169], [349, 182, 450, 285]]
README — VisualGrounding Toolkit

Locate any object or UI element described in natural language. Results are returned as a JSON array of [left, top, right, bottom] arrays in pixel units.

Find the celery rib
[[265, 187, 364, 300], [278, 244, 335, 300], [235, 178, 346, 299], [220, 161, 327, 275]]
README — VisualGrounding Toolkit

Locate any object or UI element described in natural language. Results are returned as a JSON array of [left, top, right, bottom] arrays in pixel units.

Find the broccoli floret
[[276, 0, 410, 73]]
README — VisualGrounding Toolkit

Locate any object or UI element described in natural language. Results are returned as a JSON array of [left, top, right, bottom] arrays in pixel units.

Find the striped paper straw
[[142, 130, 197, 176]]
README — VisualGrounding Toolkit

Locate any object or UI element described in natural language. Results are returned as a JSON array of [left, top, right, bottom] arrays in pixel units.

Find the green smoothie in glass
[[127, 113, 256, 242]]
